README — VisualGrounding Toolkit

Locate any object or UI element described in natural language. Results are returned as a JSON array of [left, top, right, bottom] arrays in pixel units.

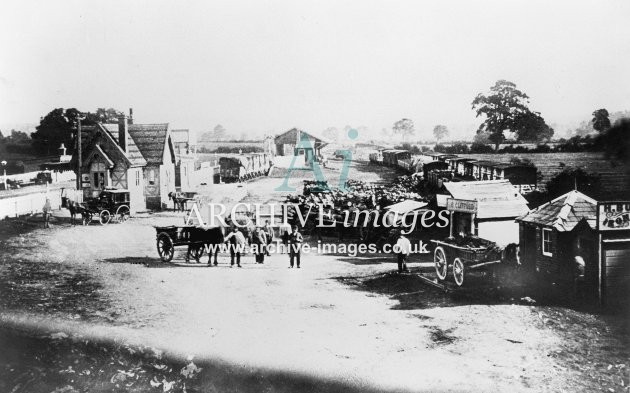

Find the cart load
[[431, 236, 503, 287]]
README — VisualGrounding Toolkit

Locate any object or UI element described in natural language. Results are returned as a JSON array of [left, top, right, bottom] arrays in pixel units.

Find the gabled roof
[[101, 124, 147, 167], [444, 180, 530, 219], [127, 124, 171, 165], [274, 128, 331, 145], [516, 190, 597, 231]]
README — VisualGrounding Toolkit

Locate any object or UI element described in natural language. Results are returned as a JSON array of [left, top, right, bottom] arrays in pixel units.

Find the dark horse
[[184, 225, 226, 265], [168, 192, 187, 212], [66, 199, 89, 226]]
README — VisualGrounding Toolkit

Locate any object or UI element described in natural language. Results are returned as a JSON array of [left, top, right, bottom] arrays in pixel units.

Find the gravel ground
[[0, 161, 628, 392]]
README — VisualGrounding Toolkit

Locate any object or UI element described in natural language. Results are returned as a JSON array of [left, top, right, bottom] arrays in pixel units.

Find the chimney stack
[[118, 115, 128, 152], [128, 108, 134, 125]]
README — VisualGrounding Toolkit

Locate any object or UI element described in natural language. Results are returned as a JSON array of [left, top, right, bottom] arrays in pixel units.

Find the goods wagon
[[219, 153, 270, 183]]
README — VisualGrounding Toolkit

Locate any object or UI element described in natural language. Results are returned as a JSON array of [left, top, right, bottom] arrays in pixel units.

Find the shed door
[[603, 243, 630, 306]]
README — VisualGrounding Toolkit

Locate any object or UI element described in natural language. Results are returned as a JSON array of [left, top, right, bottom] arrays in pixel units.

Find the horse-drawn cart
[[155, 225, 224, 263], [430, 237, 503, 287], [81, 189, 131, 225]]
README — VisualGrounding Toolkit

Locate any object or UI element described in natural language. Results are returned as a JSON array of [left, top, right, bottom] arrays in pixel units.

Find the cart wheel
[[99, 210, 111, 225], [434, 246, 448, 280], [452, 258, 465, 287], [190, 244, 205, 262], [116, 205, 130, 222], [157, 233, 174, 262]]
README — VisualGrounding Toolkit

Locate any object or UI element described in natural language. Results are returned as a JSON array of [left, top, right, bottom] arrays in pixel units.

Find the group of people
[[222, 221, 304, 268]]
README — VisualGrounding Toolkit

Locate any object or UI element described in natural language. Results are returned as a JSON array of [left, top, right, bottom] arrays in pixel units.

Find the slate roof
[[444, 180, 530, 219], [127, 124, 171, 165], [101, 124, 147, 167], [516, 190, 597, 231]]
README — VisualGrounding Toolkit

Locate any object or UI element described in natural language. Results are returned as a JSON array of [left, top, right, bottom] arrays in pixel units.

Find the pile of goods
[[283, 178, 426, 234]]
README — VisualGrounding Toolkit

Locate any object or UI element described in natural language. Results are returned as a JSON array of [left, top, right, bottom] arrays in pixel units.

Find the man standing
[[393, 231, 411, 273], [252, 226, 267, 264], [224, 226, 245, 268], [42, 198, 52, 228], [288, 225, 303, 268], [263, 220, 274, 256]]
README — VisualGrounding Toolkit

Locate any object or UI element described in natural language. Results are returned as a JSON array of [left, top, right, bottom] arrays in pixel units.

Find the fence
[[0, 187, 82, 219]]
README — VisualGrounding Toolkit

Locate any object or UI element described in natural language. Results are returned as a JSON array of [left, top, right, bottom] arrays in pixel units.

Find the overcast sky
[[1, 0, 629, 140]]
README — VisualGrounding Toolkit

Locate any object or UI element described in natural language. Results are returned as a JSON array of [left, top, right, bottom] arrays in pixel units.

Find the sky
[[1, 0, 629, 141]]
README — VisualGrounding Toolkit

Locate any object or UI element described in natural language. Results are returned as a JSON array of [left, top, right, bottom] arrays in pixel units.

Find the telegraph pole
[[76, 117, 82, 190]]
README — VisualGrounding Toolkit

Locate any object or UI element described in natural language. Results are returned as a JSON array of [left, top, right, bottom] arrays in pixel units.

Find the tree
[[392, 118, 415, 142], [472, 80, 552, 149], [514, 111, 554, 143], [600, 118, 630, 166], [31, 108, 80, 155], [546, 168, 602, 200], [432, 125, 449, 142], [592, 109, 611, 133], [322, 127, 339, 142], [85, 108, 124, 124], [212, 124, 226, 140]]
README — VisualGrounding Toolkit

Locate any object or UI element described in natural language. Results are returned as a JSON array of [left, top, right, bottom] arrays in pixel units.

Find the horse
[[65, 199, 89, 226], [168, 192, 186, 212], [501, 243, 521, 269], [180, 225, 227, 265]]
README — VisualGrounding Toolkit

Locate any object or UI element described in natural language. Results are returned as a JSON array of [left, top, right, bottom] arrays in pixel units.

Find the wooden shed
[[274, 128, 328, 166], [516, 191, 630, 306]]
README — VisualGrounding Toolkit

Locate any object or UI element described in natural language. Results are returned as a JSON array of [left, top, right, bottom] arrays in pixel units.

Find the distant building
[[274, 128, 329, 166], [75, 113, 176, 211], [171, 129, 196, 192]]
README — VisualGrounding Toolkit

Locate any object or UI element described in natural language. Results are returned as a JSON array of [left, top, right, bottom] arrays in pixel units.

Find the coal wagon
[[219, 153, 270, 183]]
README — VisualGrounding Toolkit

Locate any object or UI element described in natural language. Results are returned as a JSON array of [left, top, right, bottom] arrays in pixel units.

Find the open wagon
[[155, 225, 225, 263], [430, 237, 502, 287]]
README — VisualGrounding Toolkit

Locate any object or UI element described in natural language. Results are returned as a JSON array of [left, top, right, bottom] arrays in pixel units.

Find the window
[[135, 170, 140, 186], [542, 228, 553, 256], [149, 169, 155, 185]]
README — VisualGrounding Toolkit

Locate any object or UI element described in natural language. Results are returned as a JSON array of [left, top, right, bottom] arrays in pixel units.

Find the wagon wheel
[[157, 233, 175, 262], [116, 205, 130, 222], [99, 210, 111, 225], [190, 243, 205, 262], [434, 246, 448, 280], [452, 258, 465, 287]]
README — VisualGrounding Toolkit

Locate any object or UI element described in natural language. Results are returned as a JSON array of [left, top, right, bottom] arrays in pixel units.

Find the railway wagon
[[382, 150, 411, 167], [368, 150, 383, 164], [219, 153, 270, 183]]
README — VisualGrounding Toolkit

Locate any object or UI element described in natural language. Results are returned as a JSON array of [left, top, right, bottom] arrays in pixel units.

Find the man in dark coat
[[252, 227, 267, 264], [288, 225, 303, 268]]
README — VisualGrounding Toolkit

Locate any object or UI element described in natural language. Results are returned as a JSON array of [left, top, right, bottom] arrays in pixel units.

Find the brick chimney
[[128, 108, 134, 125], [118, 115, 128, 152]]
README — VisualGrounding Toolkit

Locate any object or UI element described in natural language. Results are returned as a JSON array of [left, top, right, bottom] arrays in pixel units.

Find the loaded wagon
[[219, 153, 270, 183], [430, 237, 504, 287]]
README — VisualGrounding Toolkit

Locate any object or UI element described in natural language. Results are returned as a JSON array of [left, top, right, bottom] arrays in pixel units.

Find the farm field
[[459, 152, 630, 197]]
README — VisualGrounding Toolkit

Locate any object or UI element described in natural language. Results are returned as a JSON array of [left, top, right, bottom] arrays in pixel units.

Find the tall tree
[[31, 108, 80, 155], [600, 118, 630, 166], [432, 125, 449, 141], [592, 109, 611, 133], [392, 118, 415, 142], [212, 124, 226, 140], [472, 80, 552, 149]]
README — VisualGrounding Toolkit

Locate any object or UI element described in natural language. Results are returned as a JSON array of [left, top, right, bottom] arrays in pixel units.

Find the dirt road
[[0, 162, 628, 392]]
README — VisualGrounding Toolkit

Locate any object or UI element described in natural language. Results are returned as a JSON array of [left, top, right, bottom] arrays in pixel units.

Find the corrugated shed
[[516, 190, 597, 231], [127, 124, 170, 165], [444, 180, 530, 219]]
